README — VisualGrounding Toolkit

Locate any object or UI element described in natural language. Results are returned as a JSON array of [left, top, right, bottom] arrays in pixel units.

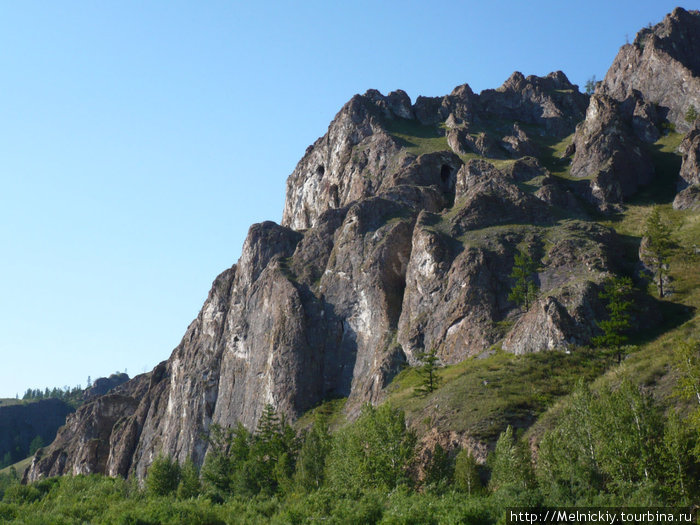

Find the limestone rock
[[673, 185, 700, 210], [29, 16, 686, 481], [281, 93, 404, 230], [599, 7, 700, 134], [501, 123, 539, 158], [678, 126, 700, 190], [479, 71, 588, 137], [570, 94, 654, 206]]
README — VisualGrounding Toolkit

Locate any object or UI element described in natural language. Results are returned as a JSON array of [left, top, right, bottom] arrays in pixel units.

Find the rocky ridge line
[[25, 8, 699, 483]]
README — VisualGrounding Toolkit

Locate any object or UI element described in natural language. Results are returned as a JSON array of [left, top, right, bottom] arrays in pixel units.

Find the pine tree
[[256, 404, 281, 445], [508, 249, 539, 311], [643, 206, 672, 298], [414, 348, 440, 396], [686, 105, 698, 124], [251, 404, 299, 495], [592, 276, 633, 363], [585, 75, 596, 95]]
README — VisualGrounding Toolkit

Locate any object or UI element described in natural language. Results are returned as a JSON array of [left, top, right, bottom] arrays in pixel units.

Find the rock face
[[672, 125, 700, 210], [25, 10, 696, 483], [570, 94, 654, 207], [281, 71, 587, 231], [677, 126, 700, 189], [569, 8, 700, 208], [599, 7, 700, 134]]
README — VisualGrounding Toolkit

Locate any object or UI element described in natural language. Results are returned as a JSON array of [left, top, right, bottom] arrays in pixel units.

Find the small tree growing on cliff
[[585, 75, 596, 95], [686, 105, 698, 124], [642, 206, 672, 298], [508, 249, 539, 311]]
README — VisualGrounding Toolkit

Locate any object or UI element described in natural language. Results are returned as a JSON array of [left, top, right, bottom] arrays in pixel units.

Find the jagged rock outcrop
[[83, 373, 130, 401], [569, 8, 700, 208], [599, 7, 700, 134], [480, 71, 589, 137], [677, 125, 700, 189], [24, 382, 147, 481], [569, 94, 654, 207], [673, 125, 700, 210], [673, 185, 700, 211], [501, 123, 539, 158], [28, 10, 698, 482], [282, 70, 589, 230]]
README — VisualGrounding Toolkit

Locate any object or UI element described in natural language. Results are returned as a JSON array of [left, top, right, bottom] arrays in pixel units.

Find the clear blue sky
[[0, 1, 688, 398]]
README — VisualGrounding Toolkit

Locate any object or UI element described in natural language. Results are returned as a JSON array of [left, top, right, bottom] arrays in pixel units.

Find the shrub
[[146, 455, 181, 497]]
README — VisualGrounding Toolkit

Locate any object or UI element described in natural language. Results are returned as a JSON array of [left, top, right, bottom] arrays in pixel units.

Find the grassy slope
[[0, 457, 31, 476], [366, 122, 697, 446]]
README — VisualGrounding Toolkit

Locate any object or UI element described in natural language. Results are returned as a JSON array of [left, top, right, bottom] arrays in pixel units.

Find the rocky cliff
[[569, 7, 700, 209], [25, 8, 700, 482]]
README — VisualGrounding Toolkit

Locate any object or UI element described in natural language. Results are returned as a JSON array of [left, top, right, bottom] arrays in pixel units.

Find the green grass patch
[[0, 457, 31, 477], [387, 348, 607, 441], [294, 397, 348, 432], [382, 117, 451, 156]]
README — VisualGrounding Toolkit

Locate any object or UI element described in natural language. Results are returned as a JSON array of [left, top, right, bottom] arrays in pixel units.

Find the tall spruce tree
[[508, 249, 539, 311], [643, 206, 672, 298], [592, 276, 633, 363], [414, 348, 440, 396]]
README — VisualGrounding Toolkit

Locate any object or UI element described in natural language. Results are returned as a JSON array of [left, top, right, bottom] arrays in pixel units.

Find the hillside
[[22, 7, 700, 492]]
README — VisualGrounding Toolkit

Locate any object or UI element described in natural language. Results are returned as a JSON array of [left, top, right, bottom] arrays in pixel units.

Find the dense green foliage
[[3, 382, 697, 523], [325, 404, 416, 493], [537, 380, 699, 505]]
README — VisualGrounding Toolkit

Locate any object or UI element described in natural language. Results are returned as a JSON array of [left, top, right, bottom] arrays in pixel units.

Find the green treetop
[[414, 348, 441, 396], [643, 206, 672, 298], [508, 249, 539, 311], [592, 276, 633, 363]]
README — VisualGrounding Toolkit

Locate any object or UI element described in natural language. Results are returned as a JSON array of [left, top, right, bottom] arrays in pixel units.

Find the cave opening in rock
[[329, 184, 339, 208], [440, 164, 451, 183], [316, 165, 325, 176]]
